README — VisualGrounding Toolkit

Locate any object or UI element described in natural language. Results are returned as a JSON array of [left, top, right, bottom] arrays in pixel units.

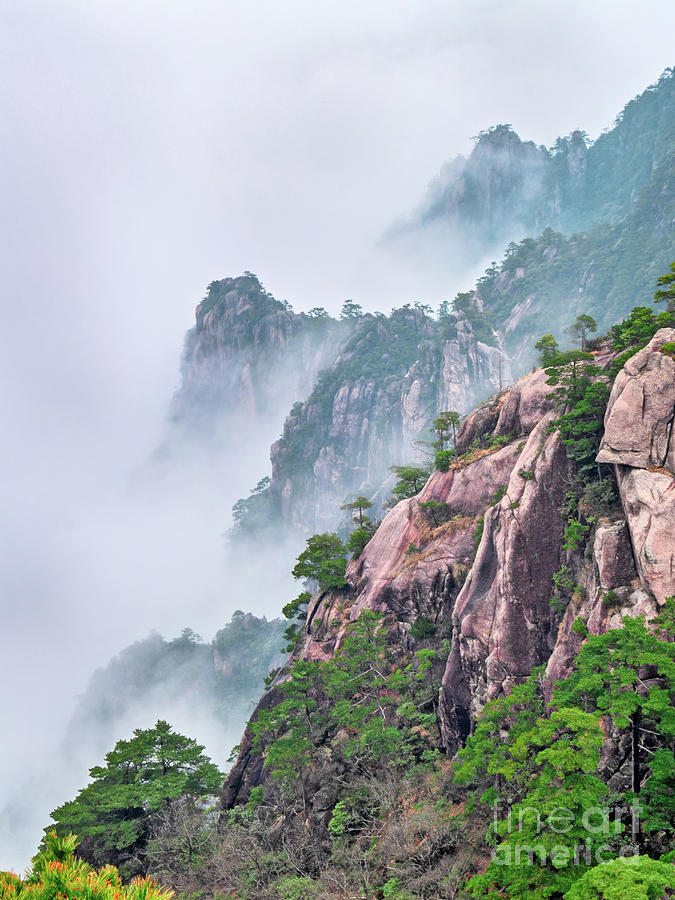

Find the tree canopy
[[49, 721, 222, 877]]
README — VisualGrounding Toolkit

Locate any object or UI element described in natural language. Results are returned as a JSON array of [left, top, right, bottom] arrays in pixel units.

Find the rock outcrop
[[598, 328, 675, 604], [267, 305, 510, 534], [440, 413, 570, 752], [169, 274, 346, 433], [597, 328, 675, 471]]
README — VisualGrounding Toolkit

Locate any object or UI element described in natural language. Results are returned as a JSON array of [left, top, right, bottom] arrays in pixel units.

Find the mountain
[[388, 67, 675, 260], [8, 70, 675, 900], [163, 70, 675, 543], [165, 273, 348, 443], [218, 326, 675, 896]]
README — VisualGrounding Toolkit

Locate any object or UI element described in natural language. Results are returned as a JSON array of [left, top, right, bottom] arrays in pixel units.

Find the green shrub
[[563, 519, 590, 551], [602, 589, 622, 609], [274, 875, 319, 900], [661, 341, 675, 358], [419, 500, 454, 527], [292, 533, 348, 590], [572, 617, 589, 637], [488, 434, 512, 448], [327, 799, 351, 837], [347, 526, 373, 558], [490, 485, 507, 506], [518, 468, 535, 481], [434, 449, 454, 471], [411, 616, 436, 640], [553, 565, 575, 592]]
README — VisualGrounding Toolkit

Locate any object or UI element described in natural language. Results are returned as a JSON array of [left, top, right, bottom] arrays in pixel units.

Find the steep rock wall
[[597, 327, 675, 604], [169, 274, 346, 433], [269, 308, 509, 534]]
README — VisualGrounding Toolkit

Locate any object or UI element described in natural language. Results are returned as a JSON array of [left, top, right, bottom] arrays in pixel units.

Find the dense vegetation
[[31, 606, 671, 898]]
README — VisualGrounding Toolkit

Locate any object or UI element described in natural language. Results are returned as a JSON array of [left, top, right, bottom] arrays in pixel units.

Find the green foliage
[[454, 668, 547, 800], [554, 612, 675, 820], [340, 495, 378, 558], [602, 589, 621, 609], [545, 350, 610, 476], [253, 613, 441, 799], [433, 410, 461, 450], [434, 449, 454, 471], [340, 299, 364, 319], [340, 495, 373, 527], [535, 333, 560, 365], [572, 617, 589, 637], [282, 591, 311, 622], [387, 464, 430, 505], [566, 313, 598, 350], [563, 518, 590, 551], [274, 876, 319, 900], [381, 877, 415, 899], [553, 565, 576, 592], [410, 616, 436, 640], [252, 658, 325, 791], [346, 526, 373, 557], [611, 306, 669, 351], [654, 260, 675, 310], [231, 476, 278, 539], [459, 610, 675, 898], [327, 799, 351, 837], [490, 485, 507, 506], [563, 855, 675, 900], [518, 468, 535, 481], [453, 292, 497, 345], [419, 500, 454, 527], [583, 477, 618, 514], [49, 722, 222, 877], [487, 433, 513, 448], [661, 341, 675, 357], [292, 533, 348, 591], [0, 831, 174, 900]]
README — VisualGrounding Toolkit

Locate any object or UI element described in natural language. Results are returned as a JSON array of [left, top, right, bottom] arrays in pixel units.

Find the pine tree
[[49, 721, 222, 877]]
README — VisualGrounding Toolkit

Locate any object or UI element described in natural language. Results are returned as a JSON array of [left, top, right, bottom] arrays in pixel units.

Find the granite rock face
[[617, 467, 675, 604], [597, 328, 675, 604], [169, 274, 345, 432], [597, 328, 675, 470], [269, 307, 510, 534], [439, 413, 570, 752]]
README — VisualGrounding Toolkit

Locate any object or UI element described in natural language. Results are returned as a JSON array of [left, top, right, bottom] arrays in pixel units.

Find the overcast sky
[[0, 0, 673, 871]]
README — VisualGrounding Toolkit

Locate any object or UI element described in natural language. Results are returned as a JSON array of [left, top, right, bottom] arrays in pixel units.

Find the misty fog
[[1, 0, 674, 874]]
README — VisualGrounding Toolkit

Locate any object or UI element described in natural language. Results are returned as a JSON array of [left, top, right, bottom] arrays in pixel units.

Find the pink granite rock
[[597, 328, 675, 471], [617, 467, 675, 604]]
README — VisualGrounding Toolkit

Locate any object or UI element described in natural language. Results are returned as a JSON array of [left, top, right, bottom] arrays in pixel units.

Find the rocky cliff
[[168, 274, 347, 438], [265, 304, 509, 534], [223, 329, 675, 807]]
